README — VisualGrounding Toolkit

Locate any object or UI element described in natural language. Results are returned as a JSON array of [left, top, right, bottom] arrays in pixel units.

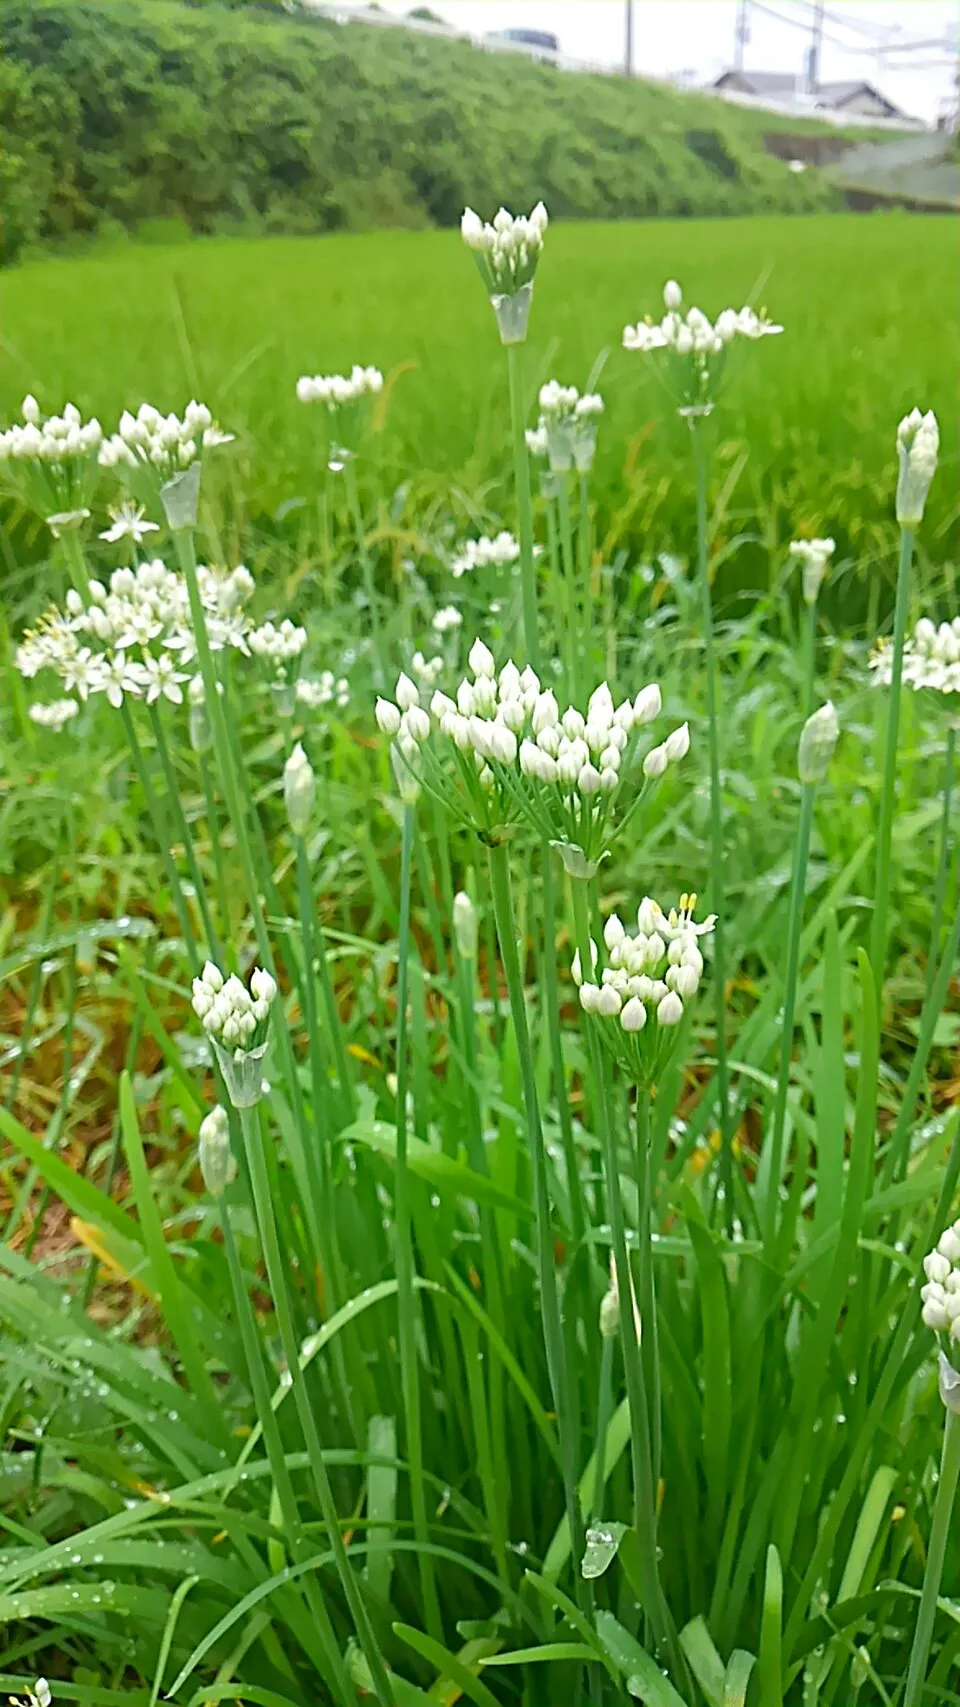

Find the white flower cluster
[[375, 641, 686, 860], [574, 895, 715, 1081], [15, 559, 256, 707], [411, 649, 444, 688], [248, 620, 308, 675], [921, 1220, 960, 1342], [0, 396, 103, 527], [191, 960, 277, 1050], [623, 281, 782, 413], [790, 537, 835, 605], [9, 1681, 51, 1707], [296, 366, 383, 408], [461, 202, 548, 296], [296, 671, 349, 710], [432, 605, 463, 634], [451, 531, 520, 579], [896, 408, 939, 529], [99, 400, 233, 479], [870, 616, 960, 701], [526, 380, 604, 476], [29, 699, 79, 732], [0, 397, 102, 465]]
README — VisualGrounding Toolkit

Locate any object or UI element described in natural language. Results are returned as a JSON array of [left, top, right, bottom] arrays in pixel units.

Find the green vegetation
[[0, 0, 847, 267], [1, 216, 956, 614], [0, 212, 958, 1704]]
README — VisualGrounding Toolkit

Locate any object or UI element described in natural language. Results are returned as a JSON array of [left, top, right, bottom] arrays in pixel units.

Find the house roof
[[713, 69, 907, 118]]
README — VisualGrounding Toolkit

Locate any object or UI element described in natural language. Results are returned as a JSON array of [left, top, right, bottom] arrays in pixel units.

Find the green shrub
[[0, 0, 842, 264]]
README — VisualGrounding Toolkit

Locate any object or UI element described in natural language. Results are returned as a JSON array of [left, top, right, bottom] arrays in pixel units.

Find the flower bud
[[453, 891, 478, 959], [643, 743, 668, 780], [198, 1105, 236, 1198], [663, 280, 682, 310], [599, 1281, 620, 1338], [283, 742, 316, 837], [797, 701, 839, 785], [375, 697, 401, 735], [896, 408, 939, 529], [657, 991, 684, 1026], [664, 722, 690, 762]]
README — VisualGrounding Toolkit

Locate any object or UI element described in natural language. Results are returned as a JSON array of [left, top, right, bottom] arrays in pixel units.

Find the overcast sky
[[374, 1, 957, 122]]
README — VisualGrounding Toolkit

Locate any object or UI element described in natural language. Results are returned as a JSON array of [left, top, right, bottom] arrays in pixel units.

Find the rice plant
[[1, 202, 958, 1707]]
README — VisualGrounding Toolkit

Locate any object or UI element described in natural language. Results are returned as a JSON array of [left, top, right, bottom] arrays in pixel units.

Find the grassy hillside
[[1, 214, 955, 621], [0, 0, 847, 265]]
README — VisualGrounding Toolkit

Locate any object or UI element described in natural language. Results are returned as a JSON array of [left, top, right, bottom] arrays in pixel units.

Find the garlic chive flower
[[921, 1220, 960, 1350], [896, 408, 939, 529], [98, 400, 233, 487], [432, 605, 463, 634], [0, 396, 103, 532], [575, 893, 715, 1086], [28, 698, 79, 731], [15, 559, 255, 707], [526, 380, 604, 476], [599, 1250, 642, 1342], [797, 701, 839, 784], [191, 960, 277, 1108], [451, 531, 520, 579], [197, 1105, 236, 1198], [9, 1682, 52, 1707], [100, 502, 160, 546], [296, 366, 383, 408], [870, 615, 960, 706], [296, 365, 383, 471], [374, 644, 683, 866], [623, 278, 782, 416], [296, 671, 350, 710], [461, 201, 548, 344], [790, 537, 835, 606]]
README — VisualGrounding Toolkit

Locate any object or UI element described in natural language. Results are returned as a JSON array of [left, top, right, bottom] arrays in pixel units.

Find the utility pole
[[734, 0, 748, 73], [806, 0, 824, 92], [625, 0, 633, 77]]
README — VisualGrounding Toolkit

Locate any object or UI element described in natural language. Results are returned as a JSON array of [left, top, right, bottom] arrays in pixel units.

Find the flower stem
[[197, 750, 233, 957], [578, 470, 592, 688], [60, 525, 91, 598], [635, 1086, 661, 1492], [870, 525, 915, 1011], [802, 600, 818, 720], [507, 342, 538, 668], [487, 840, 588, 1609], [395, 803, 443, 1640], [591, 1333, 615, 1524], [757, 781, 815, 1250], [690, 419, 733, 1233], [556, 478, 579, 696], [343, 457, 386, 692], [119, 702, 198, 971], [903, 1405, 960, 1707], [147, 702, 221, 961], [239, 1100, 396, 1706], [926, 726, 956, 1003]]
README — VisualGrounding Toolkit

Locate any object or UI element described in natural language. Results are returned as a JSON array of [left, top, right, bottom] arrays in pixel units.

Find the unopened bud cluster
[[870, 615, 960, 702], [295, 366, 383, 408], [526, 380, 604, 476], [248, 619, 308, 679], [895, 408, 939, 529], [197, 1105, 236, 1198], [921, 1221, 960, 1345], [375, 642, 685, 860], [575, 894, 715, 1083], [0, 396, 104, 529], [451, 531, 519, 579], [192, 960, 277, 1049], [283, 742, 317, 835], [790, 537, 835, 605], [797, 701, 839, 784], [461, 202, 548, 341], [98, 400, 233, 479], [623, 280, 782, 413]]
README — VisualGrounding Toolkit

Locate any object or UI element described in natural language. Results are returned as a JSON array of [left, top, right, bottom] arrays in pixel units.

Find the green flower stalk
[[757, 701, 839, 1245], [870, 408, 940, 1010], [790, 537, 835, 718], [906, 1222, 960, 1707]]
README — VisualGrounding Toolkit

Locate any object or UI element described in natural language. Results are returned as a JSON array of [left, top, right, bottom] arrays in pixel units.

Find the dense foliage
[[0, 0, 842, 265]]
